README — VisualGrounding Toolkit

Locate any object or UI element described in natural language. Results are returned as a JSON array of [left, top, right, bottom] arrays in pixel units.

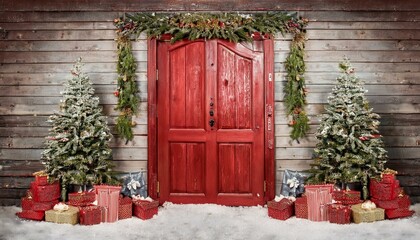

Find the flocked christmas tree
[[42, 58, 114, 200], [308, 59, 388, 199]]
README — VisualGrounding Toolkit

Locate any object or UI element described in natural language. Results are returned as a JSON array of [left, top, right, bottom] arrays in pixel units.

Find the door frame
[[147, 36, 275, 203]]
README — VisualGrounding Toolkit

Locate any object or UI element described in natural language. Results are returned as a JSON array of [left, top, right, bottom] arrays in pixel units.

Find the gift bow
[[361, 201, 376, 210], [53, 203, 69, 212], [127, 178, 141, 191], [287, 177, 300, 192]]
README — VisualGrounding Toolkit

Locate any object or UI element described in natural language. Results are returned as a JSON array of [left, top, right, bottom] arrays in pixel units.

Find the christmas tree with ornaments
[[307, 59, 388, 199]]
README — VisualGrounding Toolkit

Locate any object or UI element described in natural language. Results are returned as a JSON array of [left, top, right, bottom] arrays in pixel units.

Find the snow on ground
[[1, 203, 420, 240]]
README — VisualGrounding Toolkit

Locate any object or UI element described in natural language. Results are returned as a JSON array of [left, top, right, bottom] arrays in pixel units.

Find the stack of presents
[[16, 171, 159, 225], [267, 169, 415, 224]]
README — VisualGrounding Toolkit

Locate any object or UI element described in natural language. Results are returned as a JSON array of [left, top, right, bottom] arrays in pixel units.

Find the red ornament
[[219, 21, 225, 28], [114, 91, 120, 97], [288, 120, 296, 126], [371, 134, 381, 138]]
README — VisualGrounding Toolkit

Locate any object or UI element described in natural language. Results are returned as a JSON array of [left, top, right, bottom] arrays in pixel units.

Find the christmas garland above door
[[114, 12, 308, 142]]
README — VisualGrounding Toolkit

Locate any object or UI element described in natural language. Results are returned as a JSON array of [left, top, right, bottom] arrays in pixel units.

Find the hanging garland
[[114, 12, 308, 142]]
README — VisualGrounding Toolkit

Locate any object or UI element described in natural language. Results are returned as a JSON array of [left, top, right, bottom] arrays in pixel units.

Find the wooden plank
[[304, 11, 420, 22], [4, 30, 116, 41], [302, 95, 420, 105], [0, 40, 147, 52], [306, 30, 420, 40], [0, 136, 147, 149], [0, 62, 147, 73], [0, 198, 21, 206], [0, 73, 147, 85], [386, 160, 420, 176], [0, 22, 115, 30], [275, 62, 420, 72], [2, 0, 420, 11], [0, 176, 32, 188], [275, 40, 420, 51], [112, 160, 148, 172], [275, 159, 313, 171], [0, 160, 44, 174], [0, 51, 147, 63], [0, 125, 148, 137], [398, 176, 420, 187], [0, 95, 146, 106], [0, 188, 27, 199], [307, 22, 420, 30], [0, 11, 118, 22], [0, 83, 147, 97]]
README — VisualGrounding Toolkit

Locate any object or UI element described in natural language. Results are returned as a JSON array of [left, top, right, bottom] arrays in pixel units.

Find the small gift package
[[328, 204, 351, 224], [31, 181, 60, 202], [280, 170, 309, 197], [79, 205, 102, 225], [332, 190, 362, 205], [294, 196, 308, 219], [351, 201, 384, 224], [385, 208, 415, 219], [68, 191, 96, 206], [267, 196, 295, 221], [94, 185, 122, 223], [21, 196, 58, 211], [16, 210, 45, 221], [45, 203, 79, 225], [369, 169, 400, 201], [305, 184, 334, 222], [118, 171, 148, 198], [133, 198, 159, 220], [118, 196, 133, 220]]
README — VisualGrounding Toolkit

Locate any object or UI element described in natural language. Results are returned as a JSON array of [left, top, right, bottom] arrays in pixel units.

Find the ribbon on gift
[[274, 195, 296, 203], [361, 200, 377, 210], [287, 177, 300, 194], [53, 203, 69, 212], [132, 195, 154, 202], [127, 178, 141, 193]]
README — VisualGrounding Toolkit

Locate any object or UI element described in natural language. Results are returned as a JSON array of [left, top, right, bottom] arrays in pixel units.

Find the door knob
[[209, 119, 215, 127], [209, 110, 214, 116]]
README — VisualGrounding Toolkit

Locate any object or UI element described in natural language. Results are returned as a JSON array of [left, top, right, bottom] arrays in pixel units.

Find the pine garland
[[114, 12, 308, 142]]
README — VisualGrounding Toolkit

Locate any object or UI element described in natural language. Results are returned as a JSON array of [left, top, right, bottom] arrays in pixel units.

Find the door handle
[[209, 119, 215, 127], [209, 110, 214, 116]]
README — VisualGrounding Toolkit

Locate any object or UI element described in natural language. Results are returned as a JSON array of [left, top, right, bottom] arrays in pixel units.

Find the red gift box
[[118, 197, 133, 220], [16, 210, 45, 221], [94, 185, 121, 223], [133, 200, 159, 220], [79, 205, 102, 225], [385, 208, 414, 219], [305, 184, 333, 222], [371, 197, 399, 210], [295, 196, 308, 219], [381, 174, 395, 184], [332, 190, 362, 205], [328, 204, 351, 224], [369, 178, 400, 201], [397, 195, 411, 208], [31, 181, 60, 202], [35, 175, 48, 186], [68, 191, 96, 206], [267, 199, 294, 220]]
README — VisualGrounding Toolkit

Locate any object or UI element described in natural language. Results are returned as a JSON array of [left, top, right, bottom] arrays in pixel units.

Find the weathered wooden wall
[[1, 0, 419, 205]]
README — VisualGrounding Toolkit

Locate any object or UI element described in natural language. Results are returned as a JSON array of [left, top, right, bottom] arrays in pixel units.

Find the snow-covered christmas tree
[[42, 58, 114, 200], [308, 59, 388, 199]]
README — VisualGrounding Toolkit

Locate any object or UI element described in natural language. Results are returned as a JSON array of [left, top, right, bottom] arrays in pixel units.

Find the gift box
[[295, 196, 308, 219], [45, 205, 79, 225], [305, 184, 334, 222], [68, 191, 96, 206], [118, 197, 133, 220], [79, 205, 102, 225], [94, 185, 122, 223], [397, 194, 411, 209], [35, 175, 48, 186], [118, 171, 148, 198], [381, 173, 395, 184], [332, 190, 362, 205], [370, 198, 399, 210], [385, 208, 415, 219], [280, 170, 309, 197], [133, 200, 159, 220], [369, 178, 400, 201], [267, 198, 294, 220], [31, 181, 60, 202], [351, 203, 385, 224], [328, 204, 351, 224], [16, 210, 45, 221]]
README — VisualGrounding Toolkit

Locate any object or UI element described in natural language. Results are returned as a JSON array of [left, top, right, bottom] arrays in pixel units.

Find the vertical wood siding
[[0, 0, 419, 205]]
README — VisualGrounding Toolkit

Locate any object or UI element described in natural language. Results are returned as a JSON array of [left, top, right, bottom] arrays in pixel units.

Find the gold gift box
[[45, 206, 79, 225], [351, 204, 384, 224]]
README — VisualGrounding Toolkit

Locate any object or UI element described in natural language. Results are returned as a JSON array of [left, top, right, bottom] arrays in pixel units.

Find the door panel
[[158, 39, 265, 206]]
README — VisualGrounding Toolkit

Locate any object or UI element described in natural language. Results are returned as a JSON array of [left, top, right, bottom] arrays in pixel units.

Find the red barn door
[[156, 39, 267, 206]]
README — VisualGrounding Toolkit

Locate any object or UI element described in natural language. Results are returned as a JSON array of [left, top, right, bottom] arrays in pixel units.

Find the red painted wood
[[263, 39, 275, 201], [147, 38, 158, 199], [156, 39, 268, 206]]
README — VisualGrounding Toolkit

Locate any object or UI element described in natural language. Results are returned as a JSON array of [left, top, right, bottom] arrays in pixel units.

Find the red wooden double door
[[156, 39, 268, 206]]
